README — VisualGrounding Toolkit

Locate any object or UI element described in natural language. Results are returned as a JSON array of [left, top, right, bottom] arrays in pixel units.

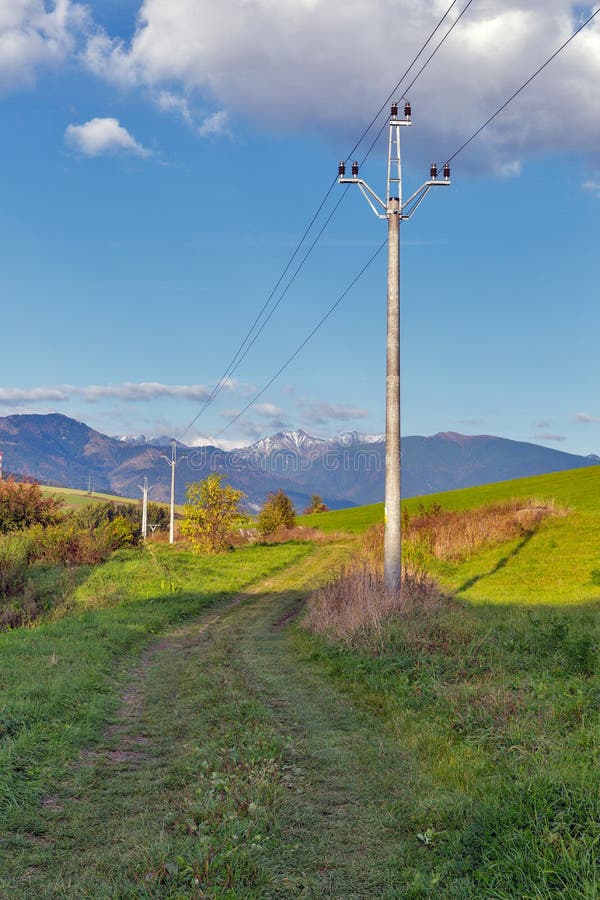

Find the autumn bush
[[0, 478, 61, 533]]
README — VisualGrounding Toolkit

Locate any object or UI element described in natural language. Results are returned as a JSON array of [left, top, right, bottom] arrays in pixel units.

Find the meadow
[[1, 467, 600, 896]]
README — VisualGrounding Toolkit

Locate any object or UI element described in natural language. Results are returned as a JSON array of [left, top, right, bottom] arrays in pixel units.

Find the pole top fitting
[[404, 101, 411, 119], [338, 160, 346, 177], [430, 162, 438, 180], [351, 160, 359, 177], [443, 162, 451, 180], [391, 101, 398, 117]]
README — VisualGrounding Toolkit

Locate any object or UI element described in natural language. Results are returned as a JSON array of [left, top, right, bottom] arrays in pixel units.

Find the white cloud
[[155, 89, 193, 125], [304, 402, 369, 425], [65, 117, 151, 158], [583, 179, 600, 197], [0, 0, 87, 91], [197, 110, 229, 138], [0, 381, 237, 405], [0, 386, 69, 403], [82, 1, 600, 171], [253, 402, 286, 418], [575, 412, 600, 423], [532, 432, 567, 442]]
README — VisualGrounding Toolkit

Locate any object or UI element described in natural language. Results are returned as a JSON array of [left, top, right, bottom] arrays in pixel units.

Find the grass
[[300, 466, 600, 606], [0, 541, 311, 817], [39, 485, 133, 508], [298, 588, 600, 897], [3, 466, 600, 895], [39, 484, 183, 514]]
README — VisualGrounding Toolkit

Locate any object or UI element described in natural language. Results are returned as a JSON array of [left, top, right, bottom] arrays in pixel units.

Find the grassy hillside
[[39, 485, 134, 508], [300, 466, 600, 606]]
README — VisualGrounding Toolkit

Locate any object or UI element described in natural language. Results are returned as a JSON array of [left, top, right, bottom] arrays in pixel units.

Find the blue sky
[[1, 1, 600, 454]]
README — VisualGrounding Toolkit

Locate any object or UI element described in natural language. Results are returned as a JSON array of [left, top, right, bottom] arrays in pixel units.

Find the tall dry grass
[[304, 565, 445, 647], [404, 497, 565, 561], [304, 497, 566, 645]]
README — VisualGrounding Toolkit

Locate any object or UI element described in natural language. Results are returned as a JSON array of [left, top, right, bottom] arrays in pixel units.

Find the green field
[[2, 468, 600, 895], [39, 484, 135, 508], [300, 466, 600, 605]]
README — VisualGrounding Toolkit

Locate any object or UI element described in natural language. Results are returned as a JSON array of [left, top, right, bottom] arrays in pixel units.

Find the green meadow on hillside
[[300, 466, 600, 605], [2, 470, 600, 895], [39, 485, 134, 509]]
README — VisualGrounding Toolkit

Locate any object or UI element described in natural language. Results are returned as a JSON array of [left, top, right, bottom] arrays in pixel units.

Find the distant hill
[[0, 414, 597, 511]]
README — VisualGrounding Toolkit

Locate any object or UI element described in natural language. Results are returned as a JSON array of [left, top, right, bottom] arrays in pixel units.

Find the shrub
[[257, 490, 296, 536], [303, 494, 329, 515], [180, 475, 249, 554], [0, 479, 62, 533], [0, 532, 36, 597]]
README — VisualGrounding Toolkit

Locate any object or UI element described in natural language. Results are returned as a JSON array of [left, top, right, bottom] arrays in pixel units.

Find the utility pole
[[160, 440, 187, 545], [138, 476, 149, 540], [88, 473, 92, 495], [339, 102, 450, 590]]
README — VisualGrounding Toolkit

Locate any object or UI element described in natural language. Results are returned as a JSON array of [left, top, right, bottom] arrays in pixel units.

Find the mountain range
[[0, 413, 598, 511]]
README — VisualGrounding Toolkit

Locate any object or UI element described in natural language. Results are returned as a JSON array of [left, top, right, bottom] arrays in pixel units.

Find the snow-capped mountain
[[235, 430, 333, 458], [3, 414, 600, 511], [340, 431, 385, 445]]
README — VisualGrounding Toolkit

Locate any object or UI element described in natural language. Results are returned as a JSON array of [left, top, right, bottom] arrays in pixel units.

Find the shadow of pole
[[456, 526, 539, 595]]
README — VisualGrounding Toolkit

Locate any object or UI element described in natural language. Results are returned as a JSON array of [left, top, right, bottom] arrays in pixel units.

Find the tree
[[303, 494, 329, 515], [257, 489, 296, 536], [180, 475, 248, 554]]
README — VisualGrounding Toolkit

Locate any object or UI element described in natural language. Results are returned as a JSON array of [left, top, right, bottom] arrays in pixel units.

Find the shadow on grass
[[455, 526, 539, 595]]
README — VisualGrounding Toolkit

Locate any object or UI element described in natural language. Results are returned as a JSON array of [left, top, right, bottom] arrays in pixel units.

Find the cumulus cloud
[[65, 117, 151, 158], [82, 1, 600, 171], [0, 0, 87, 91], [0, 382, 236, 405], [304, 402, 369, 425]]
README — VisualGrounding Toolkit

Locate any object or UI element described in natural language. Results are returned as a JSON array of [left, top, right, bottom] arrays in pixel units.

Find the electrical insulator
[[351, 161, 359, 177], [443, 162, 450, 180], [391, 101, 398, 118], [338, 161, 346, 177], [404, 101, 411, 119], [430, 163, 438, 179]]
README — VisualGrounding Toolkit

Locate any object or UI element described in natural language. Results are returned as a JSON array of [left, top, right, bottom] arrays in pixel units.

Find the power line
[[345, 0, 463, 162], [214, 240, 387, 439], [447, 6, 600, 163], [209, 5, 600, 444], [359, 0, 476, 167], [177, 0, 470, 441]]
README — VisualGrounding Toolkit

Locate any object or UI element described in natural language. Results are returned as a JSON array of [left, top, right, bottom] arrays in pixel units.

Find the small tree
[[180, 475, 248, 554], [257, 490, 296, 536], [303, 494, 329, 515]]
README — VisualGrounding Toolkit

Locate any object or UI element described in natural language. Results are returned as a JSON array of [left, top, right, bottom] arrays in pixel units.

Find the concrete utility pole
[[161, 440, 187, 545], [138, 476, 149, 540], [339, 102, 451, 590]]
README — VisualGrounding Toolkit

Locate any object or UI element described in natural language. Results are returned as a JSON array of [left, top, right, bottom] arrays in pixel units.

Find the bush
[[28, 515, 137, 567], [303, 494, 329, 515], [257, 490, 296, 536], [0, 532, 36, 597], [181, 475, 249, 554], [0, 479, 62, 533]]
